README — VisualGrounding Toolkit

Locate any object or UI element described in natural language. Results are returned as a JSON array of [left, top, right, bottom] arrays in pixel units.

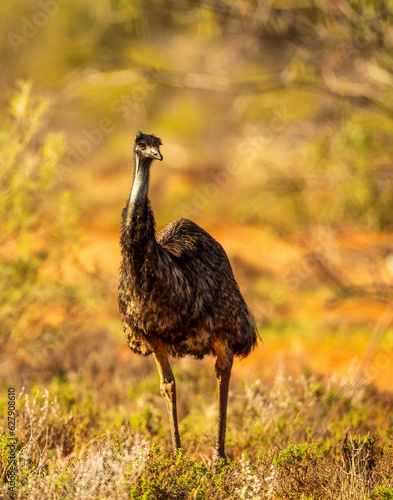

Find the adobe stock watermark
[[58, 118, 116, 179], [8, 0, 70, 54], [258, 236, 338, 324], [32, 274, 119, 366], [178, 163, 239, 218], [57, 73, 158, 180], [284, 243, 393, 387], [178, 106, 294, 218]]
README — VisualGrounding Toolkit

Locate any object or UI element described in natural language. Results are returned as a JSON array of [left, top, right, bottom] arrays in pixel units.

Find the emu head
[[134, 131, 163, 161]]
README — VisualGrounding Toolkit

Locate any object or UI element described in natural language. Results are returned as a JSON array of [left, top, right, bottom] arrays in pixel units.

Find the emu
[[118, 132, 257, 464]]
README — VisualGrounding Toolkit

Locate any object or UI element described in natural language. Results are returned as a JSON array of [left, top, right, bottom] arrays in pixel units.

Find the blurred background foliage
[[2, 0, 393, 230], [1, 0, 393, 385], [0, 80, 93, 374]]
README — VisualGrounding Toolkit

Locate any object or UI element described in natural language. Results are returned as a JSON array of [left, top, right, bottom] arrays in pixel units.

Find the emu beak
[[153, 148, 163, 161]]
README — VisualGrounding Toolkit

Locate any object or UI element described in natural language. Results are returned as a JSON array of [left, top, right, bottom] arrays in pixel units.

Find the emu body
[[118, 132, 257, 463]]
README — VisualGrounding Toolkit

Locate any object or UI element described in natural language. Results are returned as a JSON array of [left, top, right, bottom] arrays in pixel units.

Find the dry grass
[[1, 331, 393, 499]]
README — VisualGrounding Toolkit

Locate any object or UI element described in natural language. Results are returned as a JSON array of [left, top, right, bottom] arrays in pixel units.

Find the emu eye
[[139, 143, 146, 150]]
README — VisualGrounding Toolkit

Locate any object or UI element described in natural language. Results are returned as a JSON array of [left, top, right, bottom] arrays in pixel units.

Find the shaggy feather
[[118, 134, 258, 360]]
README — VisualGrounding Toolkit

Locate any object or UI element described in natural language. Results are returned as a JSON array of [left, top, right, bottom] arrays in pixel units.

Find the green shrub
[[273, 442, 327, 499], [370, 486, 393, 500], [0, 81, 88, 371]]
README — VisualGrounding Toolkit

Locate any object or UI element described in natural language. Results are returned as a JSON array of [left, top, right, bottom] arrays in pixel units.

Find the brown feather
[[118, 134, 258, 360]]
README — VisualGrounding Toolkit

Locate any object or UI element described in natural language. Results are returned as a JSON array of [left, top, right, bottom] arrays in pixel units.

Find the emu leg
[[213, 339, 233, 465], [151, 340, 181, 455]]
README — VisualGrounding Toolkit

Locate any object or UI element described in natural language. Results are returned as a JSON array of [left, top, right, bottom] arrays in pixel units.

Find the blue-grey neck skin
[[130, 155, 152, 205], [122, 151, 158, 273]]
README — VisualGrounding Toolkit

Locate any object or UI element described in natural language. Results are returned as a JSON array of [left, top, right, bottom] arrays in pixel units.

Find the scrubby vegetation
[[0, 81, 92, 378], [1, 350, 393, 498]]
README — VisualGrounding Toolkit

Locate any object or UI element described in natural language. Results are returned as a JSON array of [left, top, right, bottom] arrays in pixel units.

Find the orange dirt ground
[[78, 216, 393, 393]]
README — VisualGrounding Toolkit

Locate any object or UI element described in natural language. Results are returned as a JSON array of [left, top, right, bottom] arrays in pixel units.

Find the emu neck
[[130, 155, 152, 205], [121, 154, 157, 272]]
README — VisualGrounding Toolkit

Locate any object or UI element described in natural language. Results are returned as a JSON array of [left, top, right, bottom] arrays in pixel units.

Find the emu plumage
[[118, 132, 257, 463]]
